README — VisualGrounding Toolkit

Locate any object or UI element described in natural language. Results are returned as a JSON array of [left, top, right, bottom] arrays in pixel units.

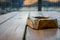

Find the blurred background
[[0, 0, 60, 15], [42, 0, 60, 11], [0, 0, 38, 15]]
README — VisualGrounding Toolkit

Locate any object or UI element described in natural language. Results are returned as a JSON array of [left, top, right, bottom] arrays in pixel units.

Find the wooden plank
[[26, 27, 60, 40], [0, 12, 28, 40], [0, 12, 17, 24]]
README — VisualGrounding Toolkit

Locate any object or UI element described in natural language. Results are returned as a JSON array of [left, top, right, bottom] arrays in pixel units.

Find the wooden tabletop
[[26, 11, 60, 40], [26, 27, 60, 40], [0, 11, 60, 40], [0, 11, 28, 40]]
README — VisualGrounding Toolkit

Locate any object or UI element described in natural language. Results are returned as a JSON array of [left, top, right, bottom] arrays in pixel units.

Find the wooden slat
[[0, 12, 28, 40]]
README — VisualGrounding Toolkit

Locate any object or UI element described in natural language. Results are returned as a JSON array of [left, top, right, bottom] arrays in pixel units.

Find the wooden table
[[0, 11, 28, 40], [26, 27, 60, 40], [0, 11, 60, 40], [25, 11, 60, 40]]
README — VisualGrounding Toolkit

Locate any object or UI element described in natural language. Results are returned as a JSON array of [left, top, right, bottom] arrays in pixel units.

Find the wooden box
[[26, 16, 58, 29]]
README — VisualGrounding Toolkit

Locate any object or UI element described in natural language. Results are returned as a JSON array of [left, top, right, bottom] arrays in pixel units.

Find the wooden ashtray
[[26, 16, 58, 30]]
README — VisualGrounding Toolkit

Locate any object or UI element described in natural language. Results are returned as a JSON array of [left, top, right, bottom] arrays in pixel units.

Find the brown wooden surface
[[26, 11, 60, 40], [26, 27, 60, 40]]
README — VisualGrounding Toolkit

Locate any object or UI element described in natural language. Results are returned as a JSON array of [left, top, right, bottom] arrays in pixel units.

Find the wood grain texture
[[26, 27, 60, 40], [0, 11, 60, 40], [0, 11, 28, 40]]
